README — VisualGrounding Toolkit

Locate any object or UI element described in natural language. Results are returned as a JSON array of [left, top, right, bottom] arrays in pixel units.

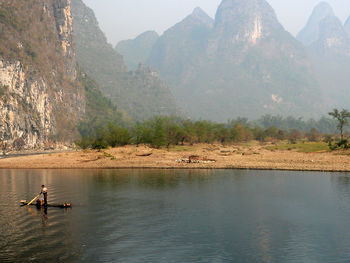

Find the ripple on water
[[3, 170, 350, 263]]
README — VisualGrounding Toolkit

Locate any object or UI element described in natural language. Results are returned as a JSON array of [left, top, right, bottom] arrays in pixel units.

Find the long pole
[[27, 194, 40, 206]]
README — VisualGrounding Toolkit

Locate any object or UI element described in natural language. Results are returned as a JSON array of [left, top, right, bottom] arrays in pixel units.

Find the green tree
[[214, 124, 230, 144], [229, 124, 245, 142], [328, 109, 350, 140], [165, 123, 181, 147], [133, 124, 152, 145], [105, 123, 130, 147], [91, 128, 108, 150], [182, 120, 196, 145], [151, 117, 167, 148]]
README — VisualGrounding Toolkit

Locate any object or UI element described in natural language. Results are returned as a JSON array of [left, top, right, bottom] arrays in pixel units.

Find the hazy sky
[[82, 0, 350, 46]]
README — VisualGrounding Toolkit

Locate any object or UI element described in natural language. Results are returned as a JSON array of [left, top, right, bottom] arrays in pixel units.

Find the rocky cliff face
[[0, 61, 53, 150], [0, 0, 85, 151], [71, 0, 183, 120], [52, 0, 76, 76], [70, 0, 126, 75], [212, 0, 281, 51]]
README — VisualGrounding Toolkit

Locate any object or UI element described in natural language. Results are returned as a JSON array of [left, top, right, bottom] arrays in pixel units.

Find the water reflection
[[332, 173, 350, 189], [93, 169, 218, 190], [26, 206, 48, 229], [1, 170, 350, 263]]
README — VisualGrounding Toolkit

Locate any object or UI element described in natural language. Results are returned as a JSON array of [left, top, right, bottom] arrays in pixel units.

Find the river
[[1, 169, 350, 262]]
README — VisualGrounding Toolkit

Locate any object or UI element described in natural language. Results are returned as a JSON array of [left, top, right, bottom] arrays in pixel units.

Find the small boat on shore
[[20, 200, 72, 208]]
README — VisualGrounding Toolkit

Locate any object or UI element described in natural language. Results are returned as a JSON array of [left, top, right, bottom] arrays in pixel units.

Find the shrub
[[324, 135, 333, 144], [75, 137, 93, 149], [105, 124, 131, 147], [306, 128, 320, 142], [288, 129, 301, 144], [329, 139, 350, 151], [91, 138, 108, 150]]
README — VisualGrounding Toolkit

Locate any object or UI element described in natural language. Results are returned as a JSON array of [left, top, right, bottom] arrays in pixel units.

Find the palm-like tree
[[328, 109, 350, 140]]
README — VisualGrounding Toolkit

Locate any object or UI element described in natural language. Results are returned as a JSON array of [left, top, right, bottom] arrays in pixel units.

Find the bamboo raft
[[20, 200, 72, 208]]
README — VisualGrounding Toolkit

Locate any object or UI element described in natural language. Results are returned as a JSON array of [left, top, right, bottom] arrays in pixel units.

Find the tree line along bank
[[76, 111, 350, 150]]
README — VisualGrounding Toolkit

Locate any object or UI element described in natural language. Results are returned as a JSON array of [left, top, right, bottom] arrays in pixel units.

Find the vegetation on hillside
[[76, 69, 133, 148]]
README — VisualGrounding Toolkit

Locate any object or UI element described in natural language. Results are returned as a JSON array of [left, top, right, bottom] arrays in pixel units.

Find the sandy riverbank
[[0, 143, 350, 172]]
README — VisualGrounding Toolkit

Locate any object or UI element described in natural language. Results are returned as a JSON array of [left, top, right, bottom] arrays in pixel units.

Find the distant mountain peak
[[137, 30, 159, 39], [214, 0, 283, 46], [187, 6, 213, 27], [311, 2, 335, 22], [161, 6, 213, 35], [315, 1, 334, 11], [313, 15, 350, 56], [297, 2, 335, 46], [116, 30, 159, 70], [192, 7, 206, 16], [215, 0, 278, 20]]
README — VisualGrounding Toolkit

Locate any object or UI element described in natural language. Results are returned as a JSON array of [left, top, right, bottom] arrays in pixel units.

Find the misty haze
[[2, 1, 350, 262]]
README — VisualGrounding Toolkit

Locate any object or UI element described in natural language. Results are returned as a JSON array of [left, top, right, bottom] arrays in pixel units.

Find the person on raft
[[40, 185, 48, 206]]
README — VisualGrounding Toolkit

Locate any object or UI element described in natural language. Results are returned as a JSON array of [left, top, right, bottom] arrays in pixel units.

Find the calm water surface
[[1, 169, 350, 262]]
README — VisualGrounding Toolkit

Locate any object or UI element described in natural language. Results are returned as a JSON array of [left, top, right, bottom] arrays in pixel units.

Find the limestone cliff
[[0, 0, 85, 151], [147, 0, 321, 120], [71, 0, 183, 120], [52, 0, 76, 76]]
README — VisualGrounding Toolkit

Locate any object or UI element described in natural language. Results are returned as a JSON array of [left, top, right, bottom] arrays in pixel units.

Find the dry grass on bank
[[264, 141, 330, 153], [0, 141, 350, 172]]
